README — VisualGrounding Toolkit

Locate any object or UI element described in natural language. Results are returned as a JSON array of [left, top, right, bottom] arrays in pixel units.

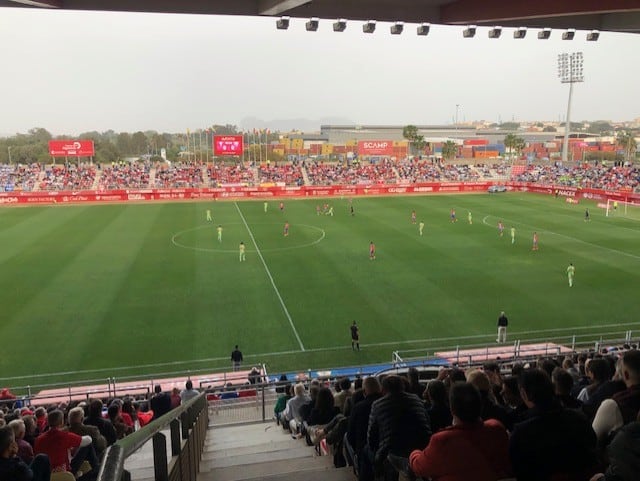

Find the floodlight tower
[[558, 52, 584, 163]]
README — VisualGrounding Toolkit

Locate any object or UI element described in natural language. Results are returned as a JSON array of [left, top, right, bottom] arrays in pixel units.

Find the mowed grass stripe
[[0, 205, 141, 377]]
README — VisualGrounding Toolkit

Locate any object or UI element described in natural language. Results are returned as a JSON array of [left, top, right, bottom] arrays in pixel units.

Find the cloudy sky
[[0, 7, 638, 135]]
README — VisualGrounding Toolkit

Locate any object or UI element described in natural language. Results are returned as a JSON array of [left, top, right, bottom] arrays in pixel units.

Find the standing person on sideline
[[239, 242, 246, 262], [206, 209, 212, 222], [532, 232, 539, 251], [511, 226, 516, 245], [567, 262, 575, 287], [585, 208, 590, 222], [369, 241, 376, 260], [231, 345, 243, 371], [217, 225, 223, 243], [419, 221, 425, 236], [468, 211, 473, 224], [283, 221, 289, 237], [264, 201, 268, 213], [350, 321, 360, 351], [497, 311, 508, 343]]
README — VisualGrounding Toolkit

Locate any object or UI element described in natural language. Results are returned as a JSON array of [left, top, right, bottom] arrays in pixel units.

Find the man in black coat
[[150, 385, 172, 420], [509, 369, 598, 481], [366, 375, 431, 480], [84, 399, 118, 446]]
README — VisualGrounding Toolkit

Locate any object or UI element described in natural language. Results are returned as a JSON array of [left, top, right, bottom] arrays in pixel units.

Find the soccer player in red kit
[[284, 222, 289, 237], [498, 221, 504, 237], [532, 232, 539, 250], [411, 210, 417, 224], [450, 209, 457, 222], [279, 202, 284, 212], [369, 241, 376, 260]]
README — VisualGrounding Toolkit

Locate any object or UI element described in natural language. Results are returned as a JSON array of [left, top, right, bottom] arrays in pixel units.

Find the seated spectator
[[466, 369, 511, 430], [84, 399, 117, 447], [66, 407, 107, 458], [121, 399, 138, 431], [0, 425, 50, 481], [333, 377, 353, 414], [425, 380, 452, 433], [510, 369, 598, 481], [590, 412, 640, 481], [110, 399, 134, 431], [107, 404, 132, 440], [343, 377, 364, 418], [135, 403, 153, 428], [365, 375, 431, 480], [306, 387, 341, 444], [7, 419, 33, 464], [21, 415, 38, 447], [552, 367, 583, 410], [282, 383, 311, 435], [299, 382, 321, 425], [150, 385, 172, 420], [407, 368, 424, 399], [180, 380, 200, 403], [593, 350, 640, 445], [346, 376, 383, 479], [274, 383, 293, 424], [402, 382, 511, 481], [35, 409, 98, 478], [500, 376, 528, 426], [34, 408, 47, 435], [579, 358, 611, 403], [170, 388, 182, 409]]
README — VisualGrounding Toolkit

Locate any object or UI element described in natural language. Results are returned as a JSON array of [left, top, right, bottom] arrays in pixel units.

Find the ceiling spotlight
[[417, 23, 430, 36], [276, 16, 290, 30], [538, 28, 551, 39], [333, 19, 347, 32], [363, 20, 376, 34], [488, 26, 502, 38], [463, 25, 476, 38], [513, 27, 527, 39], [586, 30, 600, 41], [305, 17, 319, 32], [390, 21, 404, 35], [562, 29, 575, 40]]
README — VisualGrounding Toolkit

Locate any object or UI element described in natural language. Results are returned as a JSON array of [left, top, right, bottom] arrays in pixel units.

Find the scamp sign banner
[[48, 140, 95, 157], [213, 135, 244, 156], [357, 140, 394, 156]]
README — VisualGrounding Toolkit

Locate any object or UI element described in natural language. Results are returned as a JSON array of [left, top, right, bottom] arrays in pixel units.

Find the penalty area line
[[234, 202, 306, 351]]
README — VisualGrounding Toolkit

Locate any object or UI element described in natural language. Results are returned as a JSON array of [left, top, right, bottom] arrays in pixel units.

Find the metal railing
[[391, 324, 640, 367], [97, 392, 208, 481]]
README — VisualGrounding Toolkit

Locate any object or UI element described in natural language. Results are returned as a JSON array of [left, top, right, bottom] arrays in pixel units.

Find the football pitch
[[1, 193, 639, 386]]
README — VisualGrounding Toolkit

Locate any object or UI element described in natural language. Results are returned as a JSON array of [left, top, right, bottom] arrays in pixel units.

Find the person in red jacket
[[407, 382, 511, 481]]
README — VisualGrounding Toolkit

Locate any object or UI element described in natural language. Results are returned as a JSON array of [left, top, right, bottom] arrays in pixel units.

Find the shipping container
[[474, 150, 500, 158], [463, 139, 489, 146]]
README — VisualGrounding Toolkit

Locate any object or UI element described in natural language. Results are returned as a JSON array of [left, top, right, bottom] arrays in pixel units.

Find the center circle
[[171, 223, 326, 253]]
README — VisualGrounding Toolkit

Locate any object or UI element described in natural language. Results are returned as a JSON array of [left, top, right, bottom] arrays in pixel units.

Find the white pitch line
[[234, 202, 306, 351], [481, 215, 640, 261]]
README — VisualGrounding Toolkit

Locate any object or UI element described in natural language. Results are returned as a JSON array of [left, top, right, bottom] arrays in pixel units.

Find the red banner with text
[[48, 140, 95, 157]]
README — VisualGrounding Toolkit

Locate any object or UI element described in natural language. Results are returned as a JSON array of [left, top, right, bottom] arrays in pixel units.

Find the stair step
[[198, 455, 334, 481], [203, 445, 315, 469]]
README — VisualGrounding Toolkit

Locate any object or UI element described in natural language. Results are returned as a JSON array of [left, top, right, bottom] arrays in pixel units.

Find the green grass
[[1, 193, 639, 386]]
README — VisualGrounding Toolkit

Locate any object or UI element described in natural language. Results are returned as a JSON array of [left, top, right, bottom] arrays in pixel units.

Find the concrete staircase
[[197, 422, 354, 481], [300, 165, 311, 186], [148, 167, 157, 187], [91, 170, 102, 190]]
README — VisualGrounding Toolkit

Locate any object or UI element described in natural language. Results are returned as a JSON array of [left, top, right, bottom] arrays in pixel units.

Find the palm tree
[[504, 133, 525, 161], [617, 131, 637, 164], [442, 141, 458, 161]]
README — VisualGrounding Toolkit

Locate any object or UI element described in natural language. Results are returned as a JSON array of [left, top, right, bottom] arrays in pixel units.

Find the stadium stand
[[257, 163, 304, 186], [97, 162, 151, 189], [39, 164, 96, 191], [154, 162, 204, 188], [207, 163, 256, 186], [0, 163, 41, 192]]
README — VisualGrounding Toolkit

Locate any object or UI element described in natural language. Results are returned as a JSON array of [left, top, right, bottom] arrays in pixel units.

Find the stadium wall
[[0, 183, 638, 205]]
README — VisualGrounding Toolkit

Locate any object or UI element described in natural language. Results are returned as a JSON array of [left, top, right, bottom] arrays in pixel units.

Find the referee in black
[[350, 321, 360, 351], [231, 345, 243, 371]]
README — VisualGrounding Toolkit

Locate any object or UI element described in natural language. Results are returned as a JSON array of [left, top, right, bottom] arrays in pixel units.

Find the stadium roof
[[2, 0, 640, 33]]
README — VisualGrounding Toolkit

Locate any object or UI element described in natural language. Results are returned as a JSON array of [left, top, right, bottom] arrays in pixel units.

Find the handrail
[[97, 392, 207, 481]]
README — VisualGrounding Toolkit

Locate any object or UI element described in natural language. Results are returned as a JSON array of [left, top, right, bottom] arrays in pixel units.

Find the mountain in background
[[239, 116, 354, 133]]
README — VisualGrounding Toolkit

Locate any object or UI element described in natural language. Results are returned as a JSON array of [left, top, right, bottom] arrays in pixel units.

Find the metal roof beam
[[259, 0, 311, 16], [8, 0, 62, 6]]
